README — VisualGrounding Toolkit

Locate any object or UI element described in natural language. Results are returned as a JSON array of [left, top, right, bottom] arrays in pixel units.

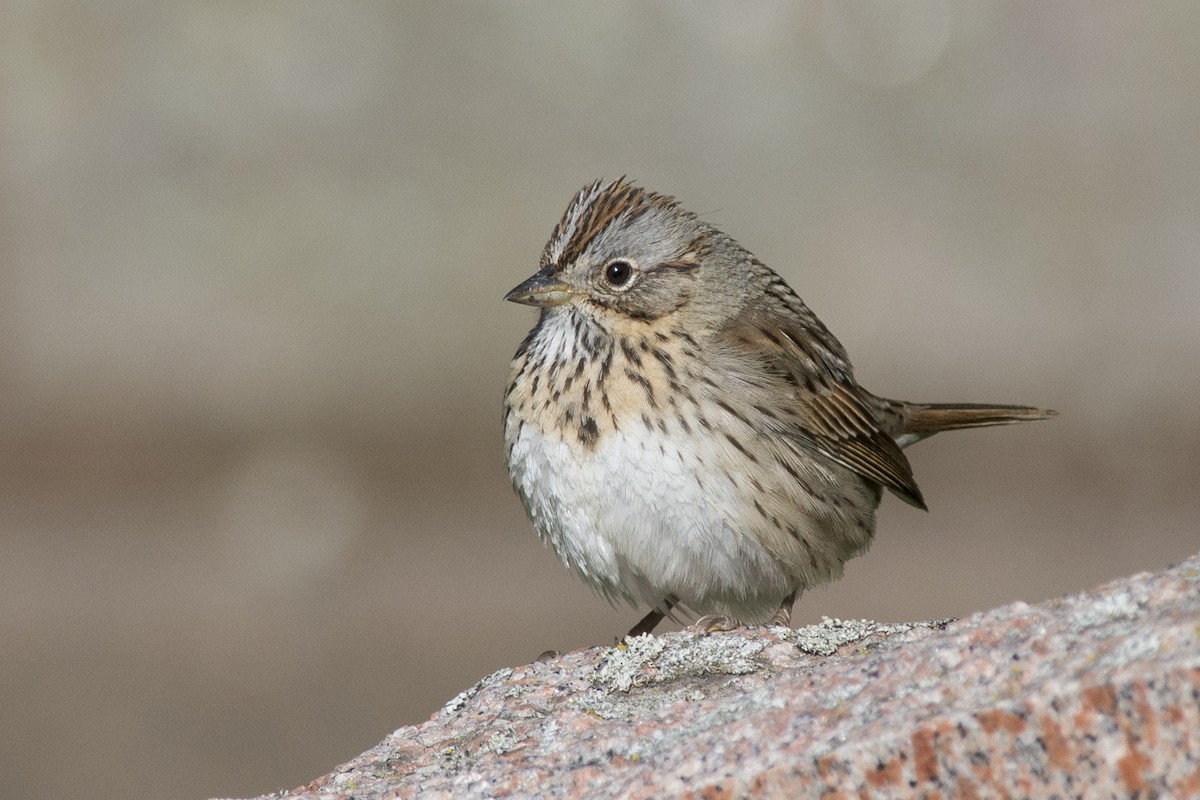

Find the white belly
[[506, 421, 793, 618]]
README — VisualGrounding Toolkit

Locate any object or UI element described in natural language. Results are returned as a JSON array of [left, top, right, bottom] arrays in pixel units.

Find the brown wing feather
[[722, 309, 927, 510], [799, 382, 926, 509]]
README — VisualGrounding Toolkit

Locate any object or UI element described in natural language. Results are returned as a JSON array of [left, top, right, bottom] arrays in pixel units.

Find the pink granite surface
[[232, 553, 1200, 799]]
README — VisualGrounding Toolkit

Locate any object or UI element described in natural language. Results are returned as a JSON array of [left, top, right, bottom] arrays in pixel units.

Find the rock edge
[[230, 553, 1200, 799]]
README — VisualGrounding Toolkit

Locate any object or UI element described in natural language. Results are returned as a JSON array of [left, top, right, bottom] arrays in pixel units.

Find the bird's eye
[[604, 260, 633, 287]]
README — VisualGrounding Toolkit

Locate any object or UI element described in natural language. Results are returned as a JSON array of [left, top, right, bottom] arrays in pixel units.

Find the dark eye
[[604, 260, 633, 287]]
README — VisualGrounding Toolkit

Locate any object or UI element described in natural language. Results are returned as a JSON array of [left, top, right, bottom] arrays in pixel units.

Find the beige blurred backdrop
[[2, 3, 1197, 798]]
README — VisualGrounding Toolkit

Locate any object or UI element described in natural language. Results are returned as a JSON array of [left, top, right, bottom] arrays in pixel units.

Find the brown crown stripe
[[552, 178, 681, 269]]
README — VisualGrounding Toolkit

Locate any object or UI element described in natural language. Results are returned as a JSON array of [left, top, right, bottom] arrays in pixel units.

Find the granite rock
[[231, 553, 1200, 799]]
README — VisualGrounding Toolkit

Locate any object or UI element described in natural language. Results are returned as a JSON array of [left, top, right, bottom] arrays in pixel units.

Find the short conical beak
[[504, 267, 572, 307]]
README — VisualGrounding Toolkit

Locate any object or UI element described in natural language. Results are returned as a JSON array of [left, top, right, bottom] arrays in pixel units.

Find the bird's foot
[[767, 590, 798, 628], [690, 614, 740, 633]]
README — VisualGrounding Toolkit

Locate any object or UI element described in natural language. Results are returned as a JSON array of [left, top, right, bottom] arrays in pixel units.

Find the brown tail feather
[[901, 402, 1057, 438]]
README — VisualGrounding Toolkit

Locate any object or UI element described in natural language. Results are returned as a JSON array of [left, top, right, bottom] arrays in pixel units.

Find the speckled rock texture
[[236, 554, 1200, 799]]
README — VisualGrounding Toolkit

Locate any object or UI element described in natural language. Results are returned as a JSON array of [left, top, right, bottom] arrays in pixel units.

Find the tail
[[896, 402, 1057, 445]]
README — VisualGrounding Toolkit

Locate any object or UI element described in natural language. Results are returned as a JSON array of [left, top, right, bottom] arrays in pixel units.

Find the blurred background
[[1, 3, 1196, 798]]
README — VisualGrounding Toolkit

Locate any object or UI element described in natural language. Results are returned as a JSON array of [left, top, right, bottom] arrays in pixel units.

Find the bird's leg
[[627, 609, 664, 637], [768, 590, 798, 627], [626, 596, 676, 638]]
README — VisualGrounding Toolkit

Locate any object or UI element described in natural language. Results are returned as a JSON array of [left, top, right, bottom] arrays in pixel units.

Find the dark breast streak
[[504, 309, 705, 451]]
